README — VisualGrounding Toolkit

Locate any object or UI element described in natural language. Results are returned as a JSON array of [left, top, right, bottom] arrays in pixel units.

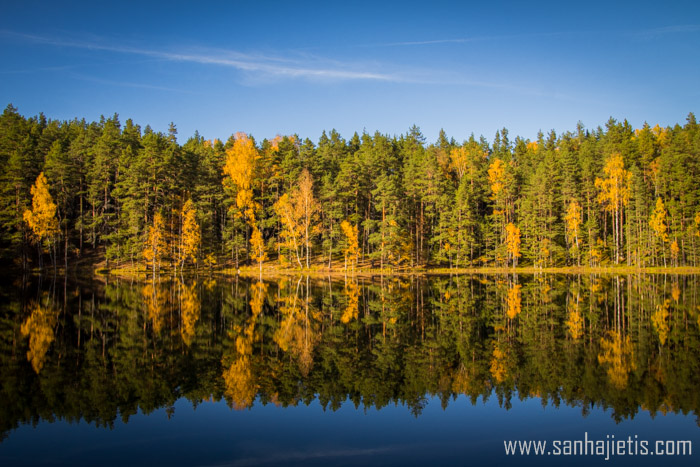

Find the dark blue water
[[2, 395, 698, 466]]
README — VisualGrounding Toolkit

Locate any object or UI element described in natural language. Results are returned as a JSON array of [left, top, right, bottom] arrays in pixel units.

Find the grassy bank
[[101, 260, 700, 282]]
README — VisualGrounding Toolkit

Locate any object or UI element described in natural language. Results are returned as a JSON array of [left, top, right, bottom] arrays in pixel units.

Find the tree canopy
[[1, 104, 699, 270]]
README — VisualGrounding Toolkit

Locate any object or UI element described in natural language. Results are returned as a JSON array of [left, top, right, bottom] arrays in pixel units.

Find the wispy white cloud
[[627, 24, 700, 39], [68, 73, 192, 93], [371, 32, 564, 47], [0, 64, 77, 75], [367, 24, 700, 48], [0, 29, 584, 100], [0, 30, 400, 82]]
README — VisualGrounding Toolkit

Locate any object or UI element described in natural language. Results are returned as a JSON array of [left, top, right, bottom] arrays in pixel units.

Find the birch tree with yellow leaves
[[649, 197, 669, 266], [250, 224, 267, 276], [223, 132, 260, 267], [595, 153, 631, 264], [564, 200, 582, 266], [274, 169, 319, 269], [340, 220, 359, 273], [179, 199, 200, 270], [143, 212, 167, 276], [505, 222, 521, 268], [23, 172, 59, 268]]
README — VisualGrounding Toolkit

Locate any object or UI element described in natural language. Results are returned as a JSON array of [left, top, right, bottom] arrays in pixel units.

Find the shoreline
[[96, 263, 700, 282]]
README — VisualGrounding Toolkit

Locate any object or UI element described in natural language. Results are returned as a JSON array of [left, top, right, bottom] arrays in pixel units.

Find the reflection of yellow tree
[[506, 283, 522, 319], [223, 281, 267, 409], [490, 346, 510, 384], [142, 282, 168, 334], [341, 281, 359, 323], [566, 285, 583, 339], [20, 299, 59, 373], [671, 283, 680, 302], [651, 299, 670, 346], [566, 308, 583, 340], [273, 278, 320, 376], [249, 281, 267, 317], [452, 363, 481, 395], [598, 331, 636, 389], [223, 357, 256, 410], [180, 282, 200, 346]]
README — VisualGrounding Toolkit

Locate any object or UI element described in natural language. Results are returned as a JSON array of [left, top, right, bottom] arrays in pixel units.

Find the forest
[[1, 103, 699, 272]]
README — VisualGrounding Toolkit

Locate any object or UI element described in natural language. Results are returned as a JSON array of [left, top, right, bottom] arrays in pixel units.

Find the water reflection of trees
[[2, 273, 700, 438]]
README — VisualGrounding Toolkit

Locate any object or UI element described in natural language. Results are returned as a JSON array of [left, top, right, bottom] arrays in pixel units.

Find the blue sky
[[1, 0, 699, 144]]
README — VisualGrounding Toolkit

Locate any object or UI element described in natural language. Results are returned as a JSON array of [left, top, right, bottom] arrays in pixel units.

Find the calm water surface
[[1, 273, 699, 465]]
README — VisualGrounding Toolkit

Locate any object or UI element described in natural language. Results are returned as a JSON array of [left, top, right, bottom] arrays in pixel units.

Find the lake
[[1, 273, 699, 465]]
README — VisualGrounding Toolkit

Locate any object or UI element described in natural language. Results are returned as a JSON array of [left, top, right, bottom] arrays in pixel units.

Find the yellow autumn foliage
[[490, 346, 509, 384], [20, 299, 59, 373], [341, 281, 359, 323], [564, 200, 582, 246], [649, 198, 669, 243], [670, 240, 680, 263], [180, 282, 200, 346], [340, 220, 359, 271], [652, 299, 671, 346], [223, 357, 256, 410], [180, 199, 200, 266], [506, 283, 522, 319], [143, 212, 168, 270], [488, 158, 506, 202], [223, 132, 259, 223], [595, 153, 631, 212], [505, 223, 521, 266], [249, 224, 267, 271], [566, 307, 583, 340], [598, 331, 636, 390], [23, 172, 59, 247], [142, 282, 169, 334]]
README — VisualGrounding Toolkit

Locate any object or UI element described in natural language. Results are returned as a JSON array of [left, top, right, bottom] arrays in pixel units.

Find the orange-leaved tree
[[296, 169, 319, 268], [223, 132, 259, 222], [505, 222, 521, 268], [595, 153, 631, 264], [223, 132, 260, 267], [143, 212, 167, 275], [340, 220, 359, 273], [250, 224, 267, 276], [179, 199, 200, 270], [649, 197, 669, 266], [564, 200, 582, 266], [23, 172, 59, 267]]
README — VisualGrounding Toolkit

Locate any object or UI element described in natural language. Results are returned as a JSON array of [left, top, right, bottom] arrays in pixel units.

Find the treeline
[[1, 103, 699, 270]]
